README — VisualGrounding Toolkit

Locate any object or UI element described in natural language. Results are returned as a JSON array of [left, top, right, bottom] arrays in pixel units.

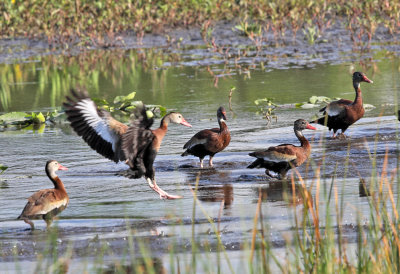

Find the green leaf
[[114, 92, 136, 104], [92, 98, 110, 107], [32, 112, 46, 124], [158, 106, 167, 117], [0, 165, 8, 175], [0, 112, 28, 124]]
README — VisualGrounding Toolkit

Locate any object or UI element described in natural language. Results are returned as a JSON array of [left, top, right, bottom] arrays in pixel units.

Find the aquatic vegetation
[[234, 19, 262, 37], [0, 0, 399, 50], [0, 165, 7, 175], [254, 97, 278, 126], [295, 95, 335, 109], [0, 110, 59, 129], [93, 91, 167, 123]]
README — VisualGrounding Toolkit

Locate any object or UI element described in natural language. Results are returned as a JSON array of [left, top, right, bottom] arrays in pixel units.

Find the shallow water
[[1, 38, 400, 271]]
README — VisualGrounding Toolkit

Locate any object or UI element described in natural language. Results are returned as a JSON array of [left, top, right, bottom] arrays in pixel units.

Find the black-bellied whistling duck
[[63, 89, 192, 199], [247, 119, 316, 179], [181, 106, 231, 168], [312, 71, 373, 138], [18, 160, 69, 230]]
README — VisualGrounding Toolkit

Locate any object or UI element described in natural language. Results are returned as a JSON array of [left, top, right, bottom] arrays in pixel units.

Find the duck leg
[[22, 218, 35, 231], [146, 178, 182, 200], [265, 170, 279, 179], [45, 218, 53, 229], [209, 156, 214, 167], [199, 157, 204, 168]]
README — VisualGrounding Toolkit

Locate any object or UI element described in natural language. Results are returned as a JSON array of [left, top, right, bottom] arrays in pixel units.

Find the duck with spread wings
[[64, 89, 192, 199]]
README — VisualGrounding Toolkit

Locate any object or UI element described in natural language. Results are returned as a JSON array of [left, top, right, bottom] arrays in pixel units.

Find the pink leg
[[146, 178, 182, 199], [199, 158, 204, 168], [209, 156, 214, 167]]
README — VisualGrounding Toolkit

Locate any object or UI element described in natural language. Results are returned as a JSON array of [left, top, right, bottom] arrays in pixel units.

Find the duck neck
[[159, 115, 170, 131], [218, 119, 228, 133], [352, 81, 363, 106], [294, 129, 309, 148], [156, 115, 170, 140], [46, 169, 66, 192]]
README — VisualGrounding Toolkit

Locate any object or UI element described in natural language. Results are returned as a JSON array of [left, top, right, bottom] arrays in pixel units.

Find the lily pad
[[309, 96, 331, 104], [364, 104, 375, 110], [114, 91, 136, 104], [0, 112, 28, 124], [300, 103, 319, 109]]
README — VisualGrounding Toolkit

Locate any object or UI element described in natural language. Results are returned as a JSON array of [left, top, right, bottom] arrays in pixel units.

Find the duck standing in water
[[64, 89, 192, 199], [247, 119, 316, 179], [18, 160, 69, 230], [312, 71, 373, 138], [181, 106, 231, 168]]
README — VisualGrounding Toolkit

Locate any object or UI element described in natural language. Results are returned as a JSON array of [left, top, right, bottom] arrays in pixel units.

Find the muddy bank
[[1, 20, 399, 68]]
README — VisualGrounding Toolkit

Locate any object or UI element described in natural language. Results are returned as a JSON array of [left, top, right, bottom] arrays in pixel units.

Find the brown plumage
[[63, 88, 192, 199], [312, 71, 373, 138], [247, 119, 316, 179], [18, 160, 69, 230], [181, 106, 231, 168]]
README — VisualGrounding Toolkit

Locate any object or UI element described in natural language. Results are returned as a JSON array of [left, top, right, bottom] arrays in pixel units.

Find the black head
[[353, 72, 373, 84], [217, 106, 227, 121], [294, 119, 316, 131]]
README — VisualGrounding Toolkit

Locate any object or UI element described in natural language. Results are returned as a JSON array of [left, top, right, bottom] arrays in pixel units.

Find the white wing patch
[[36, 199, 68, 215], [261, 153, 296, 163], [326, 103, 345, 117], [185, 138, 207, 149], [75, 99, 119, 151]]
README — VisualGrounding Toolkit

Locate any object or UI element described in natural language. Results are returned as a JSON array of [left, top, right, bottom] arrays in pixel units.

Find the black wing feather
[[121, 105, 155, 170], [63, 88, 122, 162]]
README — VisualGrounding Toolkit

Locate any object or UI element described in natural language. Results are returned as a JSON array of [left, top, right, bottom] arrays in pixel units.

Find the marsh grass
[[0, 0, 399, 50]]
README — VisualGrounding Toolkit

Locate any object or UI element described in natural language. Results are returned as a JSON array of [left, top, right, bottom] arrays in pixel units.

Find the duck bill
[[58, 164, 68, 170], [306, 124, 317, 130], [362, 75, 373, 83], [180, 119, 192, 127]]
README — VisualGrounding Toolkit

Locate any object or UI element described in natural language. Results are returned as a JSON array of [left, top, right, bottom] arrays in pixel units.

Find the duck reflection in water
[[253, 181, 313, 208], [104, 257, 165, 274], [196, 184, 234, 210]]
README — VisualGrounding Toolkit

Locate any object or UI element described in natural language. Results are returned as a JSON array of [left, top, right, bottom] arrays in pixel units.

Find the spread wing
[[19, 189, 68, 217], [320, 99, 353, 117], [183, 128, 219, 149], [121, 105, 155, 169], [249, 144, 297, 163], [63, 89, 128, 162]]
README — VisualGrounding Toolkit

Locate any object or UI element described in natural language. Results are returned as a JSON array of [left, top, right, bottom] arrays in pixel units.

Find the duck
[[63, 89, 192, 199], [181, 106, 231, 168], [18, 160, 69, 230], [247, 119, 316, 179], [312, 71, 373, 138]]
